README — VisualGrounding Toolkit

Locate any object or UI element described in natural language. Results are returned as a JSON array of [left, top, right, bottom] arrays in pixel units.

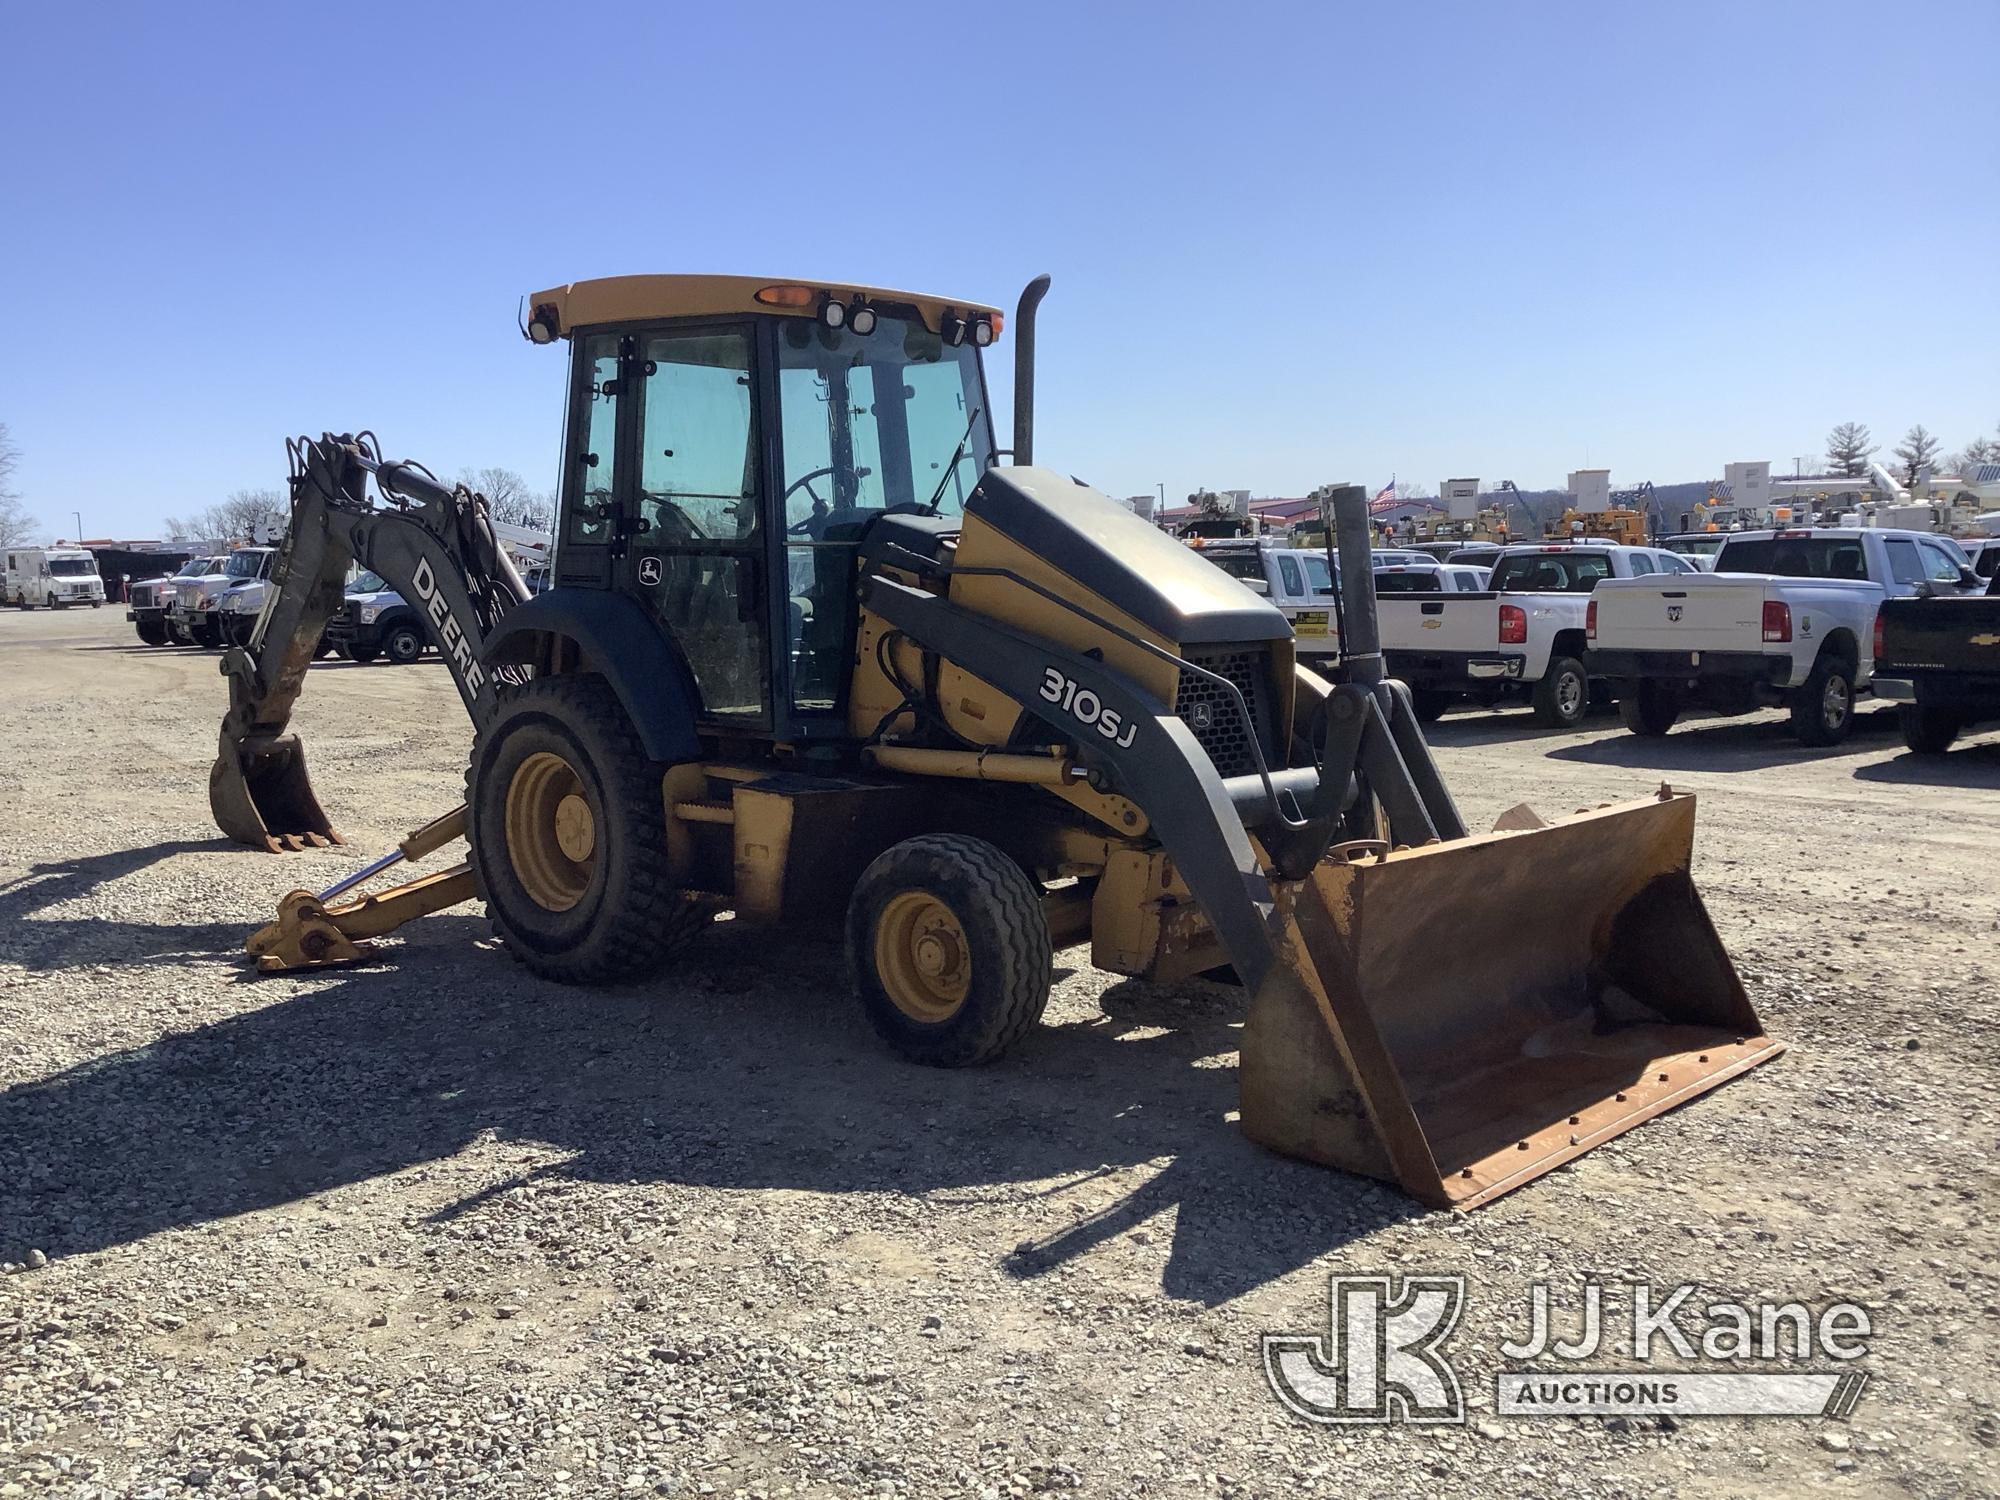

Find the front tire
[[1531, 656, 1590, 728], [1899, 705, 1961, 755], [1618, 680, 1681, 737], [384, 622, 426, 665], [136, 620, 168, 647], [347, 643, 381, 663], [469, 675, 705, 984], [1788, 652, 1855, 746], [847, 834, 1052, 1067]]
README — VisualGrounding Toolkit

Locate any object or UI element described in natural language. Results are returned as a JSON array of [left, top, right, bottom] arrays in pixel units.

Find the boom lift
[[216, 274, 1780, 1209]]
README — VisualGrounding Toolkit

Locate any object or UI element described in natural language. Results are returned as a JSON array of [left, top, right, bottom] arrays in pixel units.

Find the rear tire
[[847, 834, 1052, 1067], [469, 674, 706, 984], [1410, 688, 1453, 724], [1788, 652, 1855, 746], [1899, 705, 1961, 755], [384, 622, 426, 665], [1618, 680, 1681, 737], [1531, 656, 1590, 728]]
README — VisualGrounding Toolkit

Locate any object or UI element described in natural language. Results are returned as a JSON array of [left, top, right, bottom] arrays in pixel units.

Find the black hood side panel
[[965, 467, 1287, 646]]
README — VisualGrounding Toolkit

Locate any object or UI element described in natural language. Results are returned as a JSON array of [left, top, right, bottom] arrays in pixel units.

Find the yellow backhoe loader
[[213, 273, 1780, 1209]]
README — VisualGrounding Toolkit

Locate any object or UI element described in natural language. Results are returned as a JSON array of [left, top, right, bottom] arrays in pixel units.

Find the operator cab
[[529, 275, 999, 737]]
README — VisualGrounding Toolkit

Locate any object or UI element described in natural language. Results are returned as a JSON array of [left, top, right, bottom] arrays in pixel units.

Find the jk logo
[[1263, 1275, 1466, 1424]]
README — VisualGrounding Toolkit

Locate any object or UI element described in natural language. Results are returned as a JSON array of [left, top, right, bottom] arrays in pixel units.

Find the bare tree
[[1948, 420, 2000, 472], [1825, 422, 1876, 478], [0, 422, 37, 549], [1892, 424, 1943, 486], [460, 467, 553, 531], [164, 488, 288, 545]]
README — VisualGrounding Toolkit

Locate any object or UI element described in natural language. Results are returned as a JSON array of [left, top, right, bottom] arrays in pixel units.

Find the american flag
[[1367, 480, 1400, 515]]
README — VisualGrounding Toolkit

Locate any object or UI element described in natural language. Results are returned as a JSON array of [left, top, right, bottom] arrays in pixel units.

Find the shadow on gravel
[[1419, 705, 1616, 747], [1542, 708, 1902, 772], [1851, 741, 2000, 788], [0, 917, 1409, 1303], [0, 840, 248, 969]]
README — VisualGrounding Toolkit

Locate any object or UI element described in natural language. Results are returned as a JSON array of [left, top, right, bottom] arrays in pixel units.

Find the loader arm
[[863, 482, 1778, 1211], [210, 433, 532, 850]]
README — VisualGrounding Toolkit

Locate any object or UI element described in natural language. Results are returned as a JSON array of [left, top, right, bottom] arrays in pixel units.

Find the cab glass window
[[637, 330, 757, 542], [1278, 555, 1304, 595], [1374, 569, 1443, 593], [777, 312, 991, 536], [1302, 555, 1333, 592], [1882, 539, 1925, 586], [1917, 538, 1965, 584], [1488, 552, 1613, 592], [568, 333, 620, 546]]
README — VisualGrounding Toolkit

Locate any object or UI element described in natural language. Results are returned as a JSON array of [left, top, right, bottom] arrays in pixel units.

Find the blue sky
[[3, 0, 1995, 538]]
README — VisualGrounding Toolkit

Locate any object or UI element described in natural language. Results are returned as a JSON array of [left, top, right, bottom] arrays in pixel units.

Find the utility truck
[[174, 546, 275, 647], [7, 546, 106, 609]]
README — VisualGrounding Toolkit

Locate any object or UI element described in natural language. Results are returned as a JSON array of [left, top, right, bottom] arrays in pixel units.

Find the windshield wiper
[[919, 406, 983, 515]]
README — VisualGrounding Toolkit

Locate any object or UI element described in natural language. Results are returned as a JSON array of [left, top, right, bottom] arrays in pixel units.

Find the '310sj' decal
[[1040, 667, 1139, 748]]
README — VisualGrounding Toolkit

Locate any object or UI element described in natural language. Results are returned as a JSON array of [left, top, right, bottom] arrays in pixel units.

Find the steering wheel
[[784, 467, 839, 536]]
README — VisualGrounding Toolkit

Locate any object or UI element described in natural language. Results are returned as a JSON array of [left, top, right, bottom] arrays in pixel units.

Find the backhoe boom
[[210, 433, 532, 850]]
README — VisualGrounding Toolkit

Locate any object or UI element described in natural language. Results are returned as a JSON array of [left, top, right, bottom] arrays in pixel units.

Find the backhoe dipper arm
[[210, 433, 532, 851]]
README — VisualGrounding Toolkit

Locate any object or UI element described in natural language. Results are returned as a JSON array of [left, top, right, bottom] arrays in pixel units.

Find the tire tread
[[469, 675, 706, 985]]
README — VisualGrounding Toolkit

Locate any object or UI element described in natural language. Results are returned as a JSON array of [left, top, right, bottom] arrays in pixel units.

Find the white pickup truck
[[1587, 527, 1983, 745], [1195, 539, 1344, 669], [1380, 542, 1701, 725]]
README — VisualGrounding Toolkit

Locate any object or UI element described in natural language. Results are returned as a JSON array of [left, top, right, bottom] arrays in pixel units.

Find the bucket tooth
[[1240, 791, 1782, 1209]]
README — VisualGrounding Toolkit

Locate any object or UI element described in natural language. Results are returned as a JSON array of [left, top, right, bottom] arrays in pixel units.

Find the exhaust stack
[[1011, 274, 1052, 466]]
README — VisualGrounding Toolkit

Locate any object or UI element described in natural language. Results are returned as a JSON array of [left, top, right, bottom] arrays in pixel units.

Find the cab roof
[[525, 275, 1003, 340]]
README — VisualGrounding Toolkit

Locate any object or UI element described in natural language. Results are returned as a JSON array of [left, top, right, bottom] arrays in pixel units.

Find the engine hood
[[962, 467, 1287, 646]]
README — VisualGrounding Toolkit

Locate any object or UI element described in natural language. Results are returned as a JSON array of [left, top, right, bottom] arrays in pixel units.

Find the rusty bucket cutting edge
[[1238, 791, 1781, 1210], [210, 734, 344, 852]]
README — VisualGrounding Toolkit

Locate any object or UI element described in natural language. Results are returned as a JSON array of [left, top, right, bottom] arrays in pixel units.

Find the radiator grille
[[1175, 648, 1270, 778]]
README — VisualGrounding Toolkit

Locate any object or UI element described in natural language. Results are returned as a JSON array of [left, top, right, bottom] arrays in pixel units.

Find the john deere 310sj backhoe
[[212, 273, 1780, 1209]]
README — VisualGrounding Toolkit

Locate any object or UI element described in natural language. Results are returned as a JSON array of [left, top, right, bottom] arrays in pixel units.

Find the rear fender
[[483, 589, 703, 764]]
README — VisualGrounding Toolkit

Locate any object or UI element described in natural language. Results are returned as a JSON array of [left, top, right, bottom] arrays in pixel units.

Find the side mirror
[[1960, 567, 1980, 590]]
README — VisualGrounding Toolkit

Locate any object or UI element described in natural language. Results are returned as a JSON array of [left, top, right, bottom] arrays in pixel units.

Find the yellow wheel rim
[[874, 890, 972, 1023], [505, 751, 595, 912]]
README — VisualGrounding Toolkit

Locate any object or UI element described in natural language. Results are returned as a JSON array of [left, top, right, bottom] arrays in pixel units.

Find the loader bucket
[[210, 734, 344, 852], [1239, 791, 1780, 1209]]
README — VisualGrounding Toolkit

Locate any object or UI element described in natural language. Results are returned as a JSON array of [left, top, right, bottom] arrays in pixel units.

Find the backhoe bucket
[[210, 734, 343, 852], [1239, 791, 1780, 1209]]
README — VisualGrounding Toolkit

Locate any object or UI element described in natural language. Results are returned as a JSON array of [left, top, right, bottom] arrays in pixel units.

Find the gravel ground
[[3, 606, 1997, 1499]]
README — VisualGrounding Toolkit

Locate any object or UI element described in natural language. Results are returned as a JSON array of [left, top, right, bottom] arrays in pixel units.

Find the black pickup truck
[[1873, 573, 2000, 753]]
